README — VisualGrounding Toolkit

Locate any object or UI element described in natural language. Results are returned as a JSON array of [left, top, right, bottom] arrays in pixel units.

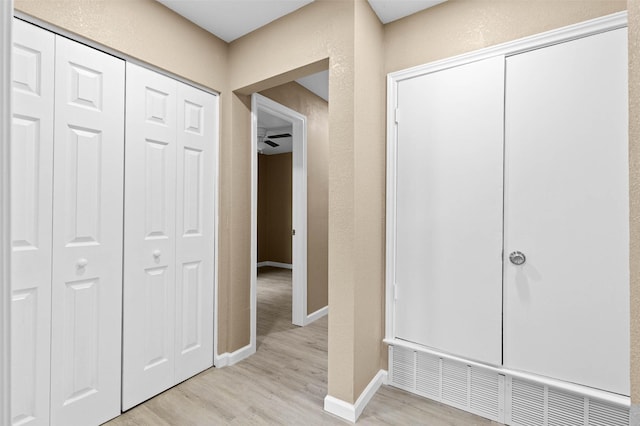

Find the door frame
[[251, 93, 308, 346], [1, 1, 12, 424]]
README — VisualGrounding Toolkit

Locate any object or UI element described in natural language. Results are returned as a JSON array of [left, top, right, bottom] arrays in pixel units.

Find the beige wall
[[257, 153, 293, 265], [260, 82, 329, 316]]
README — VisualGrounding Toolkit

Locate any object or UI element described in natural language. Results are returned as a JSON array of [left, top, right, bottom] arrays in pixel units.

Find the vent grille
[[547, 388, 583, 426], [511, 379, 545, 426], [416, 352, 439, 399], [588, 399, 629, 426], [470, 367, 500, 420], [441, 359, 468, 408], [390, 346, 414, 391]]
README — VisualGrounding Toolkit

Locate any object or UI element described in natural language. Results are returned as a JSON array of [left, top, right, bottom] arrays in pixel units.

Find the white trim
[[251, 93, 308, 334], [211, 92, 221, 374], [386, 338, 630, 408], [323, 370, 388, 423], [385, 11, 628, 343], [257, 261, 292, 269], [213, 343, 256, 368], [13, 12, 220, 97], [0, 2, 12, 425], [305, 305, 328, 325]]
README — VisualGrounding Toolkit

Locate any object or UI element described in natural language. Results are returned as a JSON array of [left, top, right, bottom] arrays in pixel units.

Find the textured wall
[[260, 82, 329, 314], [257, 153, 293, 265]]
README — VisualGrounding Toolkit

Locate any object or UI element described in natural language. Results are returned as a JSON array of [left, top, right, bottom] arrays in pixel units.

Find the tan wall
[[260, 82, 329, 315], [257, 153, 293, 265], [629, 0, 640, 405]]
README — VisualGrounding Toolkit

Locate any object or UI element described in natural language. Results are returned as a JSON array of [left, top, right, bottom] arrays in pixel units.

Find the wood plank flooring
[[106, 267, 498, 425]]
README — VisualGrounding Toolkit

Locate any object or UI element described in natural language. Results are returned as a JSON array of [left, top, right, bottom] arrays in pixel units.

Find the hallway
[[107, 267, 495, 425]]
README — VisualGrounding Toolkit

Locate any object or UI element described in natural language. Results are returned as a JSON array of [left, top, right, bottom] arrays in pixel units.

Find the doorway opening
[[250, 93, 307, 350]]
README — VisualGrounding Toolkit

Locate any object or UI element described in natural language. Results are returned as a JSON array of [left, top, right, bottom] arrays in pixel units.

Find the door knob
[[76, 258, 88, 268], [509, 251, 526, 266], [153, 249, 161, 258]]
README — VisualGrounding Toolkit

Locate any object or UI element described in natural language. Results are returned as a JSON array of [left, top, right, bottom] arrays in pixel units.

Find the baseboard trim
[[305, 306, 328, 325], [324, 369, 387, 422], [257, 261, 293, 269], [213, 343, 255, 368]]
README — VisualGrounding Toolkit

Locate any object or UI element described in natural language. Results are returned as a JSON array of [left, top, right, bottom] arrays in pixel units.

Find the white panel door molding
[[393, 56, 505, 365], [50, 35, 125, 425], [175, 82, 215, 383], [11, 19, 54, 426], [123, 63, 177, 410], [503, 28, 629, 395]]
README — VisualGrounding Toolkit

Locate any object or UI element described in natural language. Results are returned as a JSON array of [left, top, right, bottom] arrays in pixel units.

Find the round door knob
[[153, 249, 161, 258], [509, 251, 526, 266], [76, 258, 88, 268]]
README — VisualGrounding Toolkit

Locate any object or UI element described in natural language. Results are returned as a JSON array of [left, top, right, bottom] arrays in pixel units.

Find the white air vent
[[388, 344, 629, 426], [416, 351, 439, 399], [441, 359, 468, 408], [470, 367, 501, 421], [547, 388, 583, 426], [510, 379, 545, 426], [390, 345, 414, 391], [588, 399, 629, 426]]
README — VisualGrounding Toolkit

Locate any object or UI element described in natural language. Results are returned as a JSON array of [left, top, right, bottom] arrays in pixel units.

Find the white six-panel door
[[175, 83, 215, 383], [503, 28, 630, 395], [122, 63, 177, 409], [123, 63, 216, 409], [394, 56, 505, 365], [11, 19, 54, 426], [50, 35, 125, 425]]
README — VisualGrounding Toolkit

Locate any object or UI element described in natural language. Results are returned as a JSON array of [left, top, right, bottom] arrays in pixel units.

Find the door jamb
[[1, 2, 12, 424], [251, 93, 308, 348]]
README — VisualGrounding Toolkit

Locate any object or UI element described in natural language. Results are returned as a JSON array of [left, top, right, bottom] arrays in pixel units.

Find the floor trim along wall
[[324, 370, 388, 423], [213, 343, 256, 368], [257, 261, 293, 270], [305, 306, 328, 325]]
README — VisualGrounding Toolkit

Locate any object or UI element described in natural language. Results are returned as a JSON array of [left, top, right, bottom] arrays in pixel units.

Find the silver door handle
[[153, 249, 161, 258], [76, 258, 88, 268], [509, 251, 526, 266]]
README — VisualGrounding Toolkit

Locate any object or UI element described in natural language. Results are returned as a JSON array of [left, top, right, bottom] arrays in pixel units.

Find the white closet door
[[503, 28, 629, 395], [175, 83, 215, 382], [122, 63, 177, 410], [394, 56, 504, 365], [50, 36, 125, 425], [10, 19, 54, 426]]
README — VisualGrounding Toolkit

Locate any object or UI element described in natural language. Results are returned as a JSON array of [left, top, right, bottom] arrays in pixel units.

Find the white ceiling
[[258, 110, 293, 155], [156, 0, 447, 101], [156, 0, 447, 43]]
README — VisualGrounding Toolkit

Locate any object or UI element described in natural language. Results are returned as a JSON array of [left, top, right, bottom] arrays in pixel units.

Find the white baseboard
[[305, 305, 328, 325], [257, 261, 292, 269], [324, 369, 387, 422], [213, 343, 256, 368]]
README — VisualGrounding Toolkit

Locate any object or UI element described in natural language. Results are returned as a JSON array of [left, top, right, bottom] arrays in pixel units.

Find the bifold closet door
[[122, 63, 177, 409], [11, 19, 54, 426], [174, 83, 215, 382], [503, 28, 629, 395], [50, 36, 125, 425], [123, 63, 216, 409], [394, 56, 504, 365]]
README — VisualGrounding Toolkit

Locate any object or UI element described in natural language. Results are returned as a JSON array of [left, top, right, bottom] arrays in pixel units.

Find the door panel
[[11, 19, 54, 426], [175, 83, 215, 382], [503, 28, 629, 395], [122, 63, 177, 409], [50, 35, 125, 425], [394, 56, 505, 365]]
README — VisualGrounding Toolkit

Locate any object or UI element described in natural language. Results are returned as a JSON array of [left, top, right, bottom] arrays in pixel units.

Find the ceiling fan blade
[[266, 133, 291, 139], [264, 140, 279, 148]]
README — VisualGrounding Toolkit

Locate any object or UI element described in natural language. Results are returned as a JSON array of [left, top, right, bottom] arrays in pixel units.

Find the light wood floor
[[107, 267, 498, 425]]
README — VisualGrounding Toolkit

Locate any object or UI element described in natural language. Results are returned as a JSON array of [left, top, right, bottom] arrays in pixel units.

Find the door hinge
[[395, 108, 400, 124], [292, 229, 296, 236]]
